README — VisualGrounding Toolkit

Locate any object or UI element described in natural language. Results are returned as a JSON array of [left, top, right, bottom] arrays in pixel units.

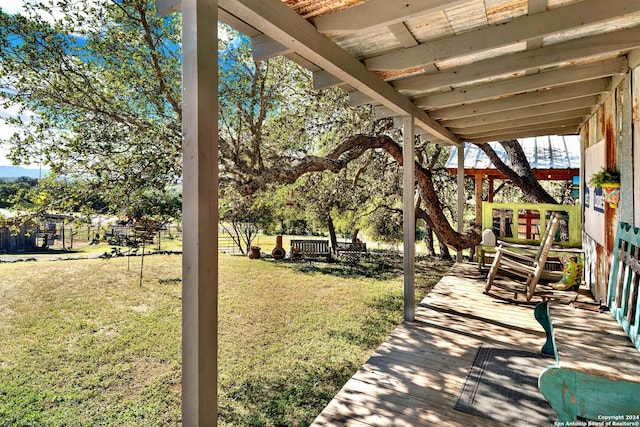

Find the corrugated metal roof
[[285, 0, 365, 19], [220, 0, 640, 145], [445, 135, 581, 172]]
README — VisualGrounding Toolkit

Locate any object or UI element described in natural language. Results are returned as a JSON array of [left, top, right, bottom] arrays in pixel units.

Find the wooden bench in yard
[[535, 221, 640, 423], [290, 239, 331, 261]]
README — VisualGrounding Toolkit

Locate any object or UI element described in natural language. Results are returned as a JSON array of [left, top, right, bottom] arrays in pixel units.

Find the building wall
[[582, 67, 637, 303], [0, 223, 37, 253], [634, 68, 640, 227]]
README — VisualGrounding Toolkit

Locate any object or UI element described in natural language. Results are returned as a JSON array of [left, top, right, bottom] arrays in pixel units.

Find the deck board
[[311, 262, 640, 426]]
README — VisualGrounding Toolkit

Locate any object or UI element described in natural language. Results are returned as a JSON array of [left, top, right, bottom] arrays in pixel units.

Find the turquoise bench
[[535, 222, 640, 422]]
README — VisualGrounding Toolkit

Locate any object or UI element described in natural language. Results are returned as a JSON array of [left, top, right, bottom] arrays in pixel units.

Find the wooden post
[[474, 173, 483, 229], [181, 0, 218, 425], [456, 145, 465, 262], [488, 176, 495, 202], [403, 116, 415, 322]]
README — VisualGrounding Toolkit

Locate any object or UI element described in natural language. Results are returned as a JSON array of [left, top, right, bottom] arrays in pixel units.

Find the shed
[[37, 213, 75, 249], [0, 209, 37, 253]]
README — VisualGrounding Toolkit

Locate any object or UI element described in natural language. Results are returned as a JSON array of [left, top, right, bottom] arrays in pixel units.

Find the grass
[[0, 252, 452, 426], [0, 255, 183, 426]]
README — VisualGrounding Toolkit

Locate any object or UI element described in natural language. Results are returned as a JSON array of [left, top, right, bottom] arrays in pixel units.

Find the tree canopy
[[0, 1, 560, 250], [0, 0, 182, 213]]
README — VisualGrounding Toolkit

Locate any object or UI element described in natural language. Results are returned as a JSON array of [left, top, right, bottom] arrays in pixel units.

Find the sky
[[2, 0, 26, 15], [0, 0, 52, 167], [0, 121, 17, 167], [1, 1, 26, 166]]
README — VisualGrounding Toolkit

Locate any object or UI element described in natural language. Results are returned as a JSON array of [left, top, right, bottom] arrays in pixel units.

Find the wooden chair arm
[[539, 366, 640, 422]]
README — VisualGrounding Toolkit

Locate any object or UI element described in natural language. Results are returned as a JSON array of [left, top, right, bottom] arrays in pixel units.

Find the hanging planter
[[602, 183, 620, 208], [589, 168, 621, 208]]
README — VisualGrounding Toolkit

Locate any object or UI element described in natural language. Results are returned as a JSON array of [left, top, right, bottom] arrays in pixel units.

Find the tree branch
[[473, 140, 558, 204], [236, 133, 481, 250]]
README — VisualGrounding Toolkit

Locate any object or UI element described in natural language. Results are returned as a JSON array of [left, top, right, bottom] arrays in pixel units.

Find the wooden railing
[[481, 202, 581, 247], [535, 221, 640, 422], [607, 222, 640, 351]]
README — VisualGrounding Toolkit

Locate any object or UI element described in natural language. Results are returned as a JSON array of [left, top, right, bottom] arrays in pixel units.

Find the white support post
[[182, 0, 218, 425], [457, 145, 465, 262], [403, 116, 416, 322]]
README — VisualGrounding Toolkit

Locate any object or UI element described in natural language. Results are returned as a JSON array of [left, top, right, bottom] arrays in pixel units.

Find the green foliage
[[588, 167, 620, 187], [367, 205, 403, 243], [0, 176, 38, 208], [217, 26, 415, 242], [219, 188, 275, 253], [124, 186, 181, 223], [0, 0, 182, 212]]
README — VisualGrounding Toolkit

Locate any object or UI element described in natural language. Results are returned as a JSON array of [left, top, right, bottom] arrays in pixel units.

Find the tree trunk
[[474, 140, 558, 204], [351, 228, 360, 244], [417, 207, 453, 260], [237, 134, 558, 251], [437, 234, 452, 261], [423, 224, 436, 256], [327, 213, 338, 255]]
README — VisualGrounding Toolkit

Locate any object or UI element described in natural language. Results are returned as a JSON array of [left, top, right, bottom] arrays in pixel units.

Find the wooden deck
[[311, 262, 640, 426]]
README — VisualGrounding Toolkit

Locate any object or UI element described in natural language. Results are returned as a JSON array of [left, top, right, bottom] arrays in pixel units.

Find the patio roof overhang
[[160, 0, 640, 145], [156, 1, 640, 424]]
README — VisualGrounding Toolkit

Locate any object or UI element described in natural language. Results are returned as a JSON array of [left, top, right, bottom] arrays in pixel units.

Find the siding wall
[[582, 67, 637, 303], [0, 224, 37, 253]]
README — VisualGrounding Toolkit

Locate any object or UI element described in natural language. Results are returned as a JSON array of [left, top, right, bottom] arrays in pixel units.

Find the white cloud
[[2, 0, 106, 33], [0, 119, 19, 166], [0, 104, 40, 167], [1, 0, 27, 15]]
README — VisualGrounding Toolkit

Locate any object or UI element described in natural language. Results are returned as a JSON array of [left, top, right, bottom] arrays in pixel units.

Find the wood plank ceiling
[[217, 0, 640, 147]]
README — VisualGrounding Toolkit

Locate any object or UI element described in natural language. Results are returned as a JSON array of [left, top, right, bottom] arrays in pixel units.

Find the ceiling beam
[[394, 27, 640, 94], [465, 127, 580, 143], [448, 108, 592, 135], [348, 91, 374, 107], [284, 53, 322, 72], [310, 0, 469, 34], [219, 0, 462, 146], [429, 79, 611, 120], [312, 70, 342, 90], [156, 0, 180, 16], [388, 22, 419, 48], [414, 58, 627, 109], [364, 0, 640, 71], [440, 96, 599, 128], [524, 0, 547, 75], [458, 118, 583, 139], [629, 49, 640, 69], [218, 8, 260, 37], [375, 106, 396, 119], [251, 34, 292, 62]]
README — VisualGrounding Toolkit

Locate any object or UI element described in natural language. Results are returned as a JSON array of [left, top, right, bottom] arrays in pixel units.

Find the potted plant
[[589, 167, 621, 208]]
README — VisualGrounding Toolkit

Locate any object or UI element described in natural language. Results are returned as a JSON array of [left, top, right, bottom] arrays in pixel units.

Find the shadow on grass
[[260, 254, 453, 283], [219, 359, 361, 427], [0, 248, 75, 256], [218, 258, 451, 426], [219, 255, 453, 426]]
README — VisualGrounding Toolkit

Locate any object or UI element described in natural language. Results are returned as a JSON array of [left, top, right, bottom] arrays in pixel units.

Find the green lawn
[[0, 253, 451, 426]]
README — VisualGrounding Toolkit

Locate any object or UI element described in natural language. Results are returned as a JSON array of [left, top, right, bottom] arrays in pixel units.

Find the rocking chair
[[485, 212, 563, 301]]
